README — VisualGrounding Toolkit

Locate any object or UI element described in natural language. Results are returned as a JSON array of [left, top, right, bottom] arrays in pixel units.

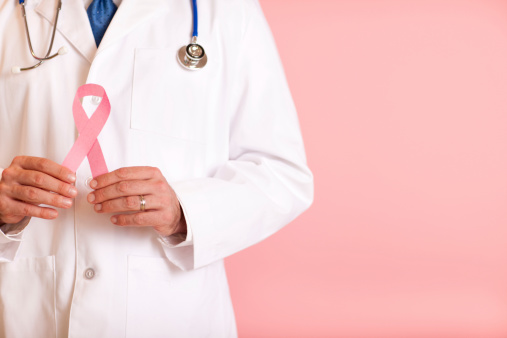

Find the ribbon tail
[[62, 141, 87, 173], [88, 140, 109, 178]]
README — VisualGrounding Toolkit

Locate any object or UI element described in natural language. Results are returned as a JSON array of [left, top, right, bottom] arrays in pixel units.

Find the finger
[[11, 185, 74, 209], [13, 156, 76, 184], [111, 210, 163, 227], [8, 199, 58, 220], [18, 170, 78, 198], [90, 167, 160, 189], [94, 195, 161, 213], [88, 179, 161, 204]]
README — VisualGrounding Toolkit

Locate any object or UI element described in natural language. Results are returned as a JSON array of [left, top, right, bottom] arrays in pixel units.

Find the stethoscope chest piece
[[178, 42, 207, 70]]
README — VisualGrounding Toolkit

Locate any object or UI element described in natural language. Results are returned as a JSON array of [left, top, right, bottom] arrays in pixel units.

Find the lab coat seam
[[124, 255, 130, 336], [1, 74, 14, 135], [52, 255, 57, 338], [130, 49, 137, 131], [66, 201, 80, 338]]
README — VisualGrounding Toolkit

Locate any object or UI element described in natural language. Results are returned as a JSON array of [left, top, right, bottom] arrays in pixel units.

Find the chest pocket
[[131, 48, 214, 144], [0, 256, 56, 338]]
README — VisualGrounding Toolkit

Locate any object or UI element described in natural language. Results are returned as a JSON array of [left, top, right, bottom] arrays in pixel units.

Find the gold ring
[[139, 195, 146, 212]]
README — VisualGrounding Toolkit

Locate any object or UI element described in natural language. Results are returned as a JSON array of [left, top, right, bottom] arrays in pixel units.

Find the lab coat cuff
[[158, 229, 193, 248], [169, 179, 218, 270], [157, 187, 196, 270], [0, 240, 23, 262], [0, 217, 30, 262], [0, 217, 30, 243]]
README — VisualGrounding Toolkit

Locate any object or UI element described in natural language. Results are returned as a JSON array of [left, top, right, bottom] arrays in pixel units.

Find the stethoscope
[[177, 0, 207, 70], [12, 0, 67, 73], [12, 0, 207, 74]]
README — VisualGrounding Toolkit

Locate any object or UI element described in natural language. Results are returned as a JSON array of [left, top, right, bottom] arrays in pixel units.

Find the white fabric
[[0, 0, 313, 337]]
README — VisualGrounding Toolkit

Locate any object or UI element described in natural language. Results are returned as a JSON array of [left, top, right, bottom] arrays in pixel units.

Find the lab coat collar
[[96, 0, 170, 55], [35, 0, 170, 64], [36, 0, 97, 64]]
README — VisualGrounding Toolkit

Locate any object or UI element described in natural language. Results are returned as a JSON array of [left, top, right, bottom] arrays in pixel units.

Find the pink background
[[225, 1, 507, 337]]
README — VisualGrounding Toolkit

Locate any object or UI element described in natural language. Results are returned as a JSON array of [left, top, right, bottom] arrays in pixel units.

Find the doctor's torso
[[0, 0, 252, 336]]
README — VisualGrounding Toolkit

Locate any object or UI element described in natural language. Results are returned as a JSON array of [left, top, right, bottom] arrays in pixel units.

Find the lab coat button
[[84, 268, 95, 279]]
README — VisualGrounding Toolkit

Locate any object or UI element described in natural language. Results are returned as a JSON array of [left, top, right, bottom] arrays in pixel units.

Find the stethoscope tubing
[[18, 0, 63, 71], [192, 0, 198, 37], [14, 0, 206, 72]]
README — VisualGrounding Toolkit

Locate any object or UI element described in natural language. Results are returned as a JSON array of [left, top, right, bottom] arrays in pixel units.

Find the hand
[[0, 156, 77, 224], [87, 167, 186, 237]]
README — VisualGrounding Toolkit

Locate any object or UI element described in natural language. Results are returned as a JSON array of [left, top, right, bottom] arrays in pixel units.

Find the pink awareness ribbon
[[62, 84, 110, 178]]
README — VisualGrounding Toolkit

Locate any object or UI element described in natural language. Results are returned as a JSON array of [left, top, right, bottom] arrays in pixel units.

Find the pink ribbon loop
[[62, 84, 110, 178]]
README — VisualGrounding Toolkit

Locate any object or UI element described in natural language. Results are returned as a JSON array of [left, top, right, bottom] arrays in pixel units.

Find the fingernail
[[49, 210, 58, 218], [62, 198, 72, 207], [90, 180, 98, 189], [69, 187, 78, 196], [87, 193, 95, 203], [95, 204, 102, 211], [111, 216, 117, 224], [68, 174, 76, 183]]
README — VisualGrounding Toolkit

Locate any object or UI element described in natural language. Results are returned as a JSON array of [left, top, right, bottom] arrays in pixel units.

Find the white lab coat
[[0, 0, 313, 337]]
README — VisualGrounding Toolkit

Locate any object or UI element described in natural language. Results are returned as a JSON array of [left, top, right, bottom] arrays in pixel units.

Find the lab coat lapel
[[36, 0, 97, 64], [96, 0, 170, 55]]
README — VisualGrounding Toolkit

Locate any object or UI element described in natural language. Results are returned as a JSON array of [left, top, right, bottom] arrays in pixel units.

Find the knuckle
[[57, 182, 67, 194], [1, 167, 15, 181], [126, 196, 138, 209], [94, 190, 104, 201], [33, 173, 45, 186], [52, 195, 61, 206], [35, 158, 48, 172], [116, 216, 126, 226], [12, 156, 23, 165], [22, 204, 33, 216], [117, 181, 129, 193], [26, 187, 38, 201], [57, 166, 67, 180], [151, 167, 161, 176], [116, 167, 129, 179]]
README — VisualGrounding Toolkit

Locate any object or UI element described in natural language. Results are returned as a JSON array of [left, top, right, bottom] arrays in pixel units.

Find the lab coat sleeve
[[0, 168, 31, 262], [161, 0, 314, 271]]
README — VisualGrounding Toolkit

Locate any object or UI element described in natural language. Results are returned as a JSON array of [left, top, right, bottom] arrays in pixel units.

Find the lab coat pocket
[[131, 48, 212, 144], [126, 256, 234, 337], [0, 256, 56, 338], [126, 256, 174, 338]]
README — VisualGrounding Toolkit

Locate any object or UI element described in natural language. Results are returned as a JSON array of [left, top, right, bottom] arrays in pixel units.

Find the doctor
[[0, 0, 313, 337]]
